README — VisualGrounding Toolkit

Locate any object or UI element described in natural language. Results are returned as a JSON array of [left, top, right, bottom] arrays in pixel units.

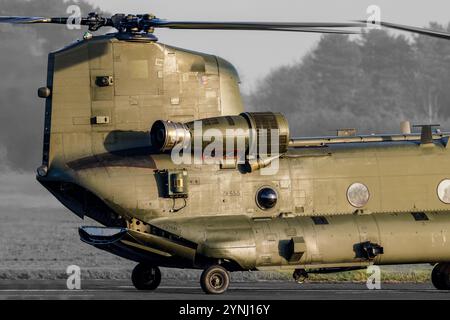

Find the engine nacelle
[[150, 112, 290, 158]]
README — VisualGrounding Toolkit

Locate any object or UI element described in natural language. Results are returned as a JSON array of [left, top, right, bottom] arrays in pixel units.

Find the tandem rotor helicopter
[[1, 11, 450, 294]]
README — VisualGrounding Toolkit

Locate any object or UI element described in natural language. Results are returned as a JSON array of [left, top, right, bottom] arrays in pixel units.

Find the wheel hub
[[210, 274, 224, 289]]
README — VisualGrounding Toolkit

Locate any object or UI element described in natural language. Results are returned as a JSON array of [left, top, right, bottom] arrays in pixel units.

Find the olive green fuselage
[[37, 35, 450, 271]]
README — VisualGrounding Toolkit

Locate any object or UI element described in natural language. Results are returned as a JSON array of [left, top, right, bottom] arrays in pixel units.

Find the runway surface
[[0, 280, 449, 300]]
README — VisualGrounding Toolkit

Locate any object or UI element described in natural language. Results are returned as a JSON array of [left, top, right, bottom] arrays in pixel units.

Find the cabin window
[[437, 179, 450, 204], [256, 187, 278, 210], [347, 182, 370, 208]]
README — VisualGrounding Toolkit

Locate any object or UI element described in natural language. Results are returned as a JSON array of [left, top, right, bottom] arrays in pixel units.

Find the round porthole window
[[437, 179, 450, 204], [256, 187, 278, 210], [347, 183, 370, 208]]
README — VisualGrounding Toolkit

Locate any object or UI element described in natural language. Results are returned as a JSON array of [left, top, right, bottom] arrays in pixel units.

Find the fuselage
[[55, 139, 450, 220], [36, 34, 450, 272]]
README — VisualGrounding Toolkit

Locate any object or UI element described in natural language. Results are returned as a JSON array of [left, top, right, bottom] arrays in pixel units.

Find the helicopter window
[[437, 179, 450, 204], [311, 216, 329, 225], [256, 187, 278, 210], [347, 183, 370, 208], [411, 212, 429, 221]]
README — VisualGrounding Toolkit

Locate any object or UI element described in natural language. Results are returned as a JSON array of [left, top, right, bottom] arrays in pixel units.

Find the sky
[[85, 0, 450, 92]]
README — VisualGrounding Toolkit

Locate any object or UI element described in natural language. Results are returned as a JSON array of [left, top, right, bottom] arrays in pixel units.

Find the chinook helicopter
[[2, 12, 450, 294]]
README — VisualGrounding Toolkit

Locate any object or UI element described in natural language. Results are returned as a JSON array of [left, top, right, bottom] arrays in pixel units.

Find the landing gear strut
[[131, 263, 161, 290], [200, 265, 230, 294], [431, 263, 450, 290], [293, 269, 308, 283]]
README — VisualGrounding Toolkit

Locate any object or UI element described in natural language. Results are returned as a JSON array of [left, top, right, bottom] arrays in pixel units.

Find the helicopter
[[1, 12, 450, 294]]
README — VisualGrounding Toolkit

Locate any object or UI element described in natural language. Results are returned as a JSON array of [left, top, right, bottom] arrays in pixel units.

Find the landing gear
[[293, 268, 308, 283], [431, 263, 450, 290], [131, 263, 161, 290], [200, 265, 230, 294]]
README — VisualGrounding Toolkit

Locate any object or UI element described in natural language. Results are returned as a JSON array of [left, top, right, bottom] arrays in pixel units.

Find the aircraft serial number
[[223, 191, 241, 196]]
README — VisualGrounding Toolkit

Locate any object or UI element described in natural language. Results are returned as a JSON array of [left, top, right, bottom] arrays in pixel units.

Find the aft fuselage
[[36, 34, 450, 272]]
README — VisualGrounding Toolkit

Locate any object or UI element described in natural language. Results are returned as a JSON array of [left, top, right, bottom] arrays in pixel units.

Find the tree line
[[246, 24, 450, 137]]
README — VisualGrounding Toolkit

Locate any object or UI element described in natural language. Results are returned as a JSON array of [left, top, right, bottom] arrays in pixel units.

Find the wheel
[[131, 263, 161, 291], [200, 265, 230, 294], [293, 269, 308, 284], [432, 263, 446, 290], [432, 263, 450, 290]]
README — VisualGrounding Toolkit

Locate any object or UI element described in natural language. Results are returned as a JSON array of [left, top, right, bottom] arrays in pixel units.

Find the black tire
[[431, 263, 450, 290], [200, 265, 230, 294], [131, 263, 161, 291], [432, 263, 445, 290], [293, 269, 308, 284]]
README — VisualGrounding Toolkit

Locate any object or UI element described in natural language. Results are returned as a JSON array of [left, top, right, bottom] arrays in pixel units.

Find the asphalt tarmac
[[0, 280, 449, 300]]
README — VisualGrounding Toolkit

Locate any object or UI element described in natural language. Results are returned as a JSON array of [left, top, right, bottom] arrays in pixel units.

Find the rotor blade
[[359, 20, 450, 40], [151, 20, 364, 31], [0, 15, 363, 34], [260, 28, 361, 34], [381, 21, 450, 40], [0, 16, 53, 24], [0, 15, 110, 31], [0, 16, 73, 26]]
